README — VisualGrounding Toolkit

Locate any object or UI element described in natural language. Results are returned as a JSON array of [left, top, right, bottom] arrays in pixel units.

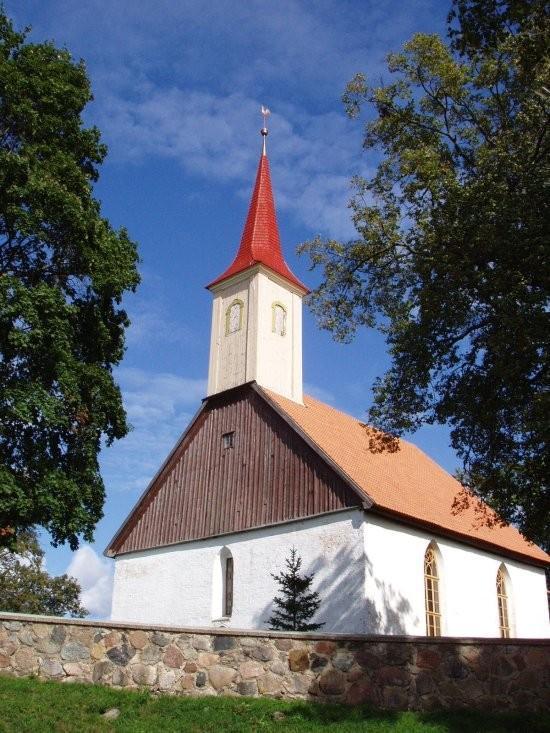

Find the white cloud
[[125, 294, 195, 350], [17, 0, 444, 241], [304, 381, 336, 404], [99, 89, 363, 239], [100, 367, 206, 493], [66, 546, 114, 619], [21, 1, 379, 98], [121, 367, 206, 425]]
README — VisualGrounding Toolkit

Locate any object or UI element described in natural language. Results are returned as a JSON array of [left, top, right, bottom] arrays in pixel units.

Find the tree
[[267, 548, 324, 631], [0, 528, 87, 616], [0, 11, 140, 549], [299, 0, 549, 550]]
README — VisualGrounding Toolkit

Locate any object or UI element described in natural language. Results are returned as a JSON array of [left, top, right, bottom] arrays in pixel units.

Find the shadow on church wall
[[364, 553, 420, 635], [255, 543, 417, 635]]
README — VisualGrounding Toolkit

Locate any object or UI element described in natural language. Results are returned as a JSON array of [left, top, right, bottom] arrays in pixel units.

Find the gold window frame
[[424, 545, 441, 637], [271, 301, 287, 336], [225, 299, 244, 335], [496, 567, 511, 638]]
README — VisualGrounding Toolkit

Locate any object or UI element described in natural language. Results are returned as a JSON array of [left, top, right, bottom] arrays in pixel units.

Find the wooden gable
[[107, 384, 365, 556]]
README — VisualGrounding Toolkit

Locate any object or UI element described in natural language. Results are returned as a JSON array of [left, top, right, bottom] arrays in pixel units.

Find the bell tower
[[206, 113, 307, 403]]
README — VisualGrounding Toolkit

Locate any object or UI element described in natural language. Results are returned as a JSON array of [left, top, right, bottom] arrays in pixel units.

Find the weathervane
[[261, 105, 270, 154]]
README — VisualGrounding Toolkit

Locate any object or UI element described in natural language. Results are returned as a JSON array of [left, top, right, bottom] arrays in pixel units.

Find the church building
[[107, 124, 549, 638]]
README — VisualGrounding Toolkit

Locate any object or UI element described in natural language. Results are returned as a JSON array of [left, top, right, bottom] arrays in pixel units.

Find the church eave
[[107, 507, 361, 558], [105, 381, 548, 570], [370, 505, 549, 569], [206, 262, 309, 296]]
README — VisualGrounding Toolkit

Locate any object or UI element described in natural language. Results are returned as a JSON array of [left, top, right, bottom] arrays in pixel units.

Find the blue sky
[[8, 0, 455, 616]]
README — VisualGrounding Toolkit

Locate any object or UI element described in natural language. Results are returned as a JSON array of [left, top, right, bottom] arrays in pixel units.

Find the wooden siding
[[110, 386, 362, 555]]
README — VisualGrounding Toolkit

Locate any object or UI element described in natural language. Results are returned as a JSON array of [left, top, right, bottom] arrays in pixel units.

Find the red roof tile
[[207, 151, 308, 292], [265, 390, 549, 565]]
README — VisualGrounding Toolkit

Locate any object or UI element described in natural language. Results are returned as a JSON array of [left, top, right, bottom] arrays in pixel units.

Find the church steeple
[[206, 115, 306, 403], [207, 127, 307, 293]]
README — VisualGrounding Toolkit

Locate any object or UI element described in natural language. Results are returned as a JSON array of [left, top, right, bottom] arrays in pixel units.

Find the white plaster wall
[[111, 508, 548, 637], [111, 510, 366, 633], [207, 267, 303, 403], [207, 275, 250, 395], [363, 514, 549, 638], [255, 270, 303, 403]]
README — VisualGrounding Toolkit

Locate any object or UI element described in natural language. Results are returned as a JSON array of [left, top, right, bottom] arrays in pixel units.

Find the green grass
[[0, 676, 547, 733]]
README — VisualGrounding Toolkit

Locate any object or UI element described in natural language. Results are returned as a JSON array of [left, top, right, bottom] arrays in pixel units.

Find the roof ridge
[[303, 391, 412, 445]]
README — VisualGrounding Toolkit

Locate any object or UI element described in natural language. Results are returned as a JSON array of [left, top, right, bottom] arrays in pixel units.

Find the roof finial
[[260, 105, 270, 155]]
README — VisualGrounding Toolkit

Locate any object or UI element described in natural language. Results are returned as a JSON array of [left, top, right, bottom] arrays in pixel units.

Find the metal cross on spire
[[260, 105, 270, 154]]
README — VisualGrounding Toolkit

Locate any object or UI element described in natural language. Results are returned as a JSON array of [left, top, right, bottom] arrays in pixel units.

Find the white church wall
[[362, 516, 425, 635], [111, 509, 367, 633], [111, 507, 548, 637], [364, 513, 549, 638], [504, 559, 549, 637]]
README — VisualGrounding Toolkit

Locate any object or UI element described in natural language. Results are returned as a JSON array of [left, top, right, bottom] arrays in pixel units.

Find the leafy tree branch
[[0, 10, 140, 549], [299, 0, 549, 549]]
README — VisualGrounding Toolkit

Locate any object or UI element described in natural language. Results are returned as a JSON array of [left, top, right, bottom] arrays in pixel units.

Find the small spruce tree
[[267, 548, 324, 631]]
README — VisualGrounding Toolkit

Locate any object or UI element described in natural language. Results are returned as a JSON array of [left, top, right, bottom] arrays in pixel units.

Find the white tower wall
[[207, 266, 303, 403]]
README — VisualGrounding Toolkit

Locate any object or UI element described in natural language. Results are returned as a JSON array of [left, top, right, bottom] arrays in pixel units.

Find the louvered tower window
[[496, 566, 510, 638], [424, 545, 441, 636]]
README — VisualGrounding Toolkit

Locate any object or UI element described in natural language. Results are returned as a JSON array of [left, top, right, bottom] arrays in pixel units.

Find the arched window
[[212, 547, 234, 620], [424, 544, 441, 636], [272, 302, 287, 336], [224, 554, 234, 617], [225, 299, 243, 335], [496, 565, 511, 638]]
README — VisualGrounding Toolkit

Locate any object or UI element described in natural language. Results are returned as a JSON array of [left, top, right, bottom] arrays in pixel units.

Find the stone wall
[[0, 613, 548, 712]]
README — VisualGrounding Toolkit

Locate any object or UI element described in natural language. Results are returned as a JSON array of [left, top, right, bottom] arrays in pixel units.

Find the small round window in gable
[[272, 303, 286, 336]]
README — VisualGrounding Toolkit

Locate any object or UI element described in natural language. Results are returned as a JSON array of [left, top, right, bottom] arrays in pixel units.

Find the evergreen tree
[[0, 529, 87, 617], [267, 548, 324, 632]]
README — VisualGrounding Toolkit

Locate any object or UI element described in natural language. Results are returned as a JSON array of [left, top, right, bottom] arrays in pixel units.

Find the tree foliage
[[299, 1, 549, 549], [267, 548, 324, 631], [0, 11, 140, 549], [0, 528, 87, 617]]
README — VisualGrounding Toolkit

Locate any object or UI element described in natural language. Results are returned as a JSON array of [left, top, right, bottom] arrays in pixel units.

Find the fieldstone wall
[[0, 613, 548, 712]]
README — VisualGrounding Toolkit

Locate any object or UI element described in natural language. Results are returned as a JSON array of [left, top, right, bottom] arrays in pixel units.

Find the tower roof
[[207, 140, 308, 293]]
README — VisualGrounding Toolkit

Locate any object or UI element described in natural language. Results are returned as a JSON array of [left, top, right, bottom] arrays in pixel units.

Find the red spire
[[207, 144, 308, 293]]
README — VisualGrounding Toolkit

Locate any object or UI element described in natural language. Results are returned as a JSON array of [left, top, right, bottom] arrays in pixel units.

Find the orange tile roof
[[265, 390, 548, 565]]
